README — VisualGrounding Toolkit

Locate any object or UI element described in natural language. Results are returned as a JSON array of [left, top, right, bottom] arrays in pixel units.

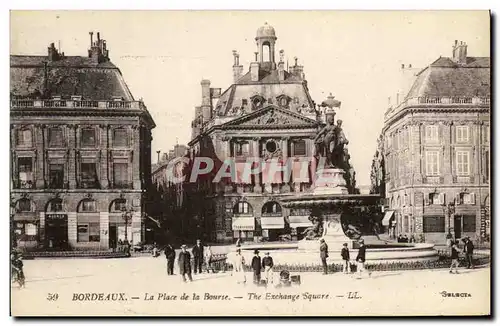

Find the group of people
[[11, 251, 25, 288], [449, 236, 475, 274], [165, 240, 214, 282], [397, 234, 416, 243], [320, 238, 371, 279]]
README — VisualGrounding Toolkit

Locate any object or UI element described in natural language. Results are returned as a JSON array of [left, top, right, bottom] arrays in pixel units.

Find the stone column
[[473, 121, 482, 181], [281, 137, 290, 192], [132, 126, 141, 189], [67, 212, 78, 248], [68, 125, 77, 188], [309, 137, 317, 188], [442, 121, 453, 184], [39, 212, 45, 246], [99, 124, 109, 189], [99, 211, 109, 249], [252, 137, 262, 193], [35, 125, 45, 189], [131, 211, 142, 245]]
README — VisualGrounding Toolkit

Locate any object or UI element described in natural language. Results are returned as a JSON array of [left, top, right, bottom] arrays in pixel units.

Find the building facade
[[382, 40, 490, 244], [10, 32, 156, 251], [176, 24, 358, 243]]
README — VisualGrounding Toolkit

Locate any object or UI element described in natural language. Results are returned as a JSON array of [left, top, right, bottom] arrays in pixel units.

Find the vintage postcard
[[9, 10, 491, 316]]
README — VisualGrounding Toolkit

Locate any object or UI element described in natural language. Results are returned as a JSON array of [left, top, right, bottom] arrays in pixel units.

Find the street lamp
[[443, 201, 456, 239], [121, 206, 135, 243]]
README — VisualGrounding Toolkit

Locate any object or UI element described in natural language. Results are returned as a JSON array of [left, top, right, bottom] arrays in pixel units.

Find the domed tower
[[255, 22, 277, 70]]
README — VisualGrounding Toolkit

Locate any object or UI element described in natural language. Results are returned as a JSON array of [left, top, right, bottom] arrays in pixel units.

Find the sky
[[10, 10, 490, 186]]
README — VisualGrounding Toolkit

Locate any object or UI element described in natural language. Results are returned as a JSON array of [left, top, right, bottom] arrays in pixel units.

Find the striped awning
[[382, 210, 395, 226], [261, 217, 285, 230], [288, 215, 313, 228], [232, 217, 255, 231]]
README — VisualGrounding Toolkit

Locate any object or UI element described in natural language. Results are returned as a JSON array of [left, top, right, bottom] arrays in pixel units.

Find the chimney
[[290, 57, 304, 80], [201, 79, 212, 121], [47, 42, 60, 62], [88, 31, 110, 64], [452, 40, 468, 64], [401, 64, 405, 69], [250, 52, 260, 82], [232, 50, 243, 83], [278, 50, 285, 81]]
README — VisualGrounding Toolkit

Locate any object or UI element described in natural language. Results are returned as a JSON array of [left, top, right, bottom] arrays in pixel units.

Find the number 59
[[47, 293, 59, 301]]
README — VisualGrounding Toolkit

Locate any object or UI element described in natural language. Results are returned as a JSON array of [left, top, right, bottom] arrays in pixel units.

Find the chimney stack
[[88, 31, 110, 64], [232, 50, 244, 83], [201, 79, 212, 121], [47, 42, 61, 62], [289, 57, 304, 80], [452, 40, 468, 64], [250, 52, 260, 82], [278, 50, 285, 81]]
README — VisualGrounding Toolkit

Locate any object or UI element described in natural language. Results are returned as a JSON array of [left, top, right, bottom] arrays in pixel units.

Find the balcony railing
[[13, 179, 34, 189], [78, 180, 101, 189], [111, 182, 134, 189], [11, 99, 147, 111]]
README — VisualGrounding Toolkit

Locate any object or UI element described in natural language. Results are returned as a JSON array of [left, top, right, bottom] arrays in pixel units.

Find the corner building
[[186, 24, 354, 243], [382, 41, 490, 244], [10, 33, 155, 250]]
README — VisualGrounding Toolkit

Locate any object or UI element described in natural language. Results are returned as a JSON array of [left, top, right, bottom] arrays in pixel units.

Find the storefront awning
[[232, 217, 255, 231], [261, 217, 285, 230], [382, 210, 395, 226], [288, 215, 313, 228]]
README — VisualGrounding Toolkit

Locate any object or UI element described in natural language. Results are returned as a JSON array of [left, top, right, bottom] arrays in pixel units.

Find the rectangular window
[[25, 223, 37, 236], [113, 163, 129, 188], [81, 200, 96, 212], [81, 128, 96, 147], [293, 140, 306, 156], [80, 163, 98, 188], [18, 199, 32, 212], [456, 126, 469, 143], [425, 125, 438, 143], [428, 193, 439, 205], [113, 129, 128, 147], [423, 216, 445, 233], [16, 129, 33, 147], [456, 151, 470, 176], [463, 215, 476, 233], [425, 151, 439, 176], [235, 142, 250, 156], [114, 199, 127, 212], [48, 127, 64, 147], [77, 222, 100, 242], [485, 125, 490, 143], [17, 157, 33, 189], [48, 164, 65, 189]]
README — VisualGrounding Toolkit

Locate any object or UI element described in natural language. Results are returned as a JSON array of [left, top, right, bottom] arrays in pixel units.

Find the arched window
[[46, 198, 63, 212], [233, 201, 253, 215], [110, 198, 127, 212], [262, 201, 282, 217], [17, 198, 32, 212], [78, 199, 97, 213], [262, 41, 271, 62]]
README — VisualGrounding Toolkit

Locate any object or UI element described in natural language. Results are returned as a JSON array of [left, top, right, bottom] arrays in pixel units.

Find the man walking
[[464, 237, 474, 269], [356, 239, 370, 279], [450, 240, 460, 274], [192, 239, 204, 274], [164, 243, 176, 275], [251, 250, 262, 284], [178, 245, 193, 282], [262, 252, 274, 285], [341, 243, 350, 274], [320, 239, 329, 275]]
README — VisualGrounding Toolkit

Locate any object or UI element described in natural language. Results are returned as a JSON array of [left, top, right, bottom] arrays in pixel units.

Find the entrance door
[[454, 216, 462, 239], [109, 225, 117, 249], [46, 218, 68, 249]]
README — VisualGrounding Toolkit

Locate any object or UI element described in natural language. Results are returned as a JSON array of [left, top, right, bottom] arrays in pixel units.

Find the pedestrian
[[262, 252, 274, 285], [205, 245, 213, 273], [251, 250, 262, 284], [178, 245, 193, 282], [356, 239, 370, 279], [463, 237, 474, 269], [449, 240, 460, 274], [236, 237, 242, 248], [232, 249, 246, 284], [152, 243, 160, 258], [320, 239, 329, 275], [11, 251, 25, 288], [192, 239, 204, 274], [341, 243, 350, 274], [164, 243, 176, 275]]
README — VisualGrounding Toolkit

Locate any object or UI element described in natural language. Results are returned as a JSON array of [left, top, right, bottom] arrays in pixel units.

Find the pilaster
[[99, 124, 109, 189], [131, 211, 142, 245], [100, 212, 109, 248], [67, 212, 77, 247], [252, 137, 262, 193], [132, 126, 141, 189]]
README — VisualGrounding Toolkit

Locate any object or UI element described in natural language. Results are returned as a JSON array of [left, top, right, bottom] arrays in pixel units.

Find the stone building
[[10, 32, 156, 250], [382, 40, 490, 244], [185, 24, 358, 243]]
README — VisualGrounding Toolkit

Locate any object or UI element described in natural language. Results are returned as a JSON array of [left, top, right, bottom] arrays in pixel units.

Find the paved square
[[11, 257, 490, 316]]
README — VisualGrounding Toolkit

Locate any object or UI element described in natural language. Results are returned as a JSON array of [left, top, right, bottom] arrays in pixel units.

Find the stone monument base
[[313, 168, 348, 195]]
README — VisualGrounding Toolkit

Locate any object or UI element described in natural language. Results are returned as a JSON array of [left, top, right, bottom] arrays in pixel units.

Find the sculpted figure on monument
[[302, 214, 324, 240], [314, 115, 349, 169]]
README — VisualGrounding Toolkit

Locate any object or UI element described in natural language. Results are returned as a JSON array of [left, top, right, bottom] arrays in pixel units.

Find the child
[[341, 243, 350, 274]]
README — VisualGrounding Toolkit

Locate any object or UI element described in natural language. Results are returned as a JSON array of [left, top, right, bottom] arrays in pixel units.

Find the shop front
[[232, 217, 255, 241]]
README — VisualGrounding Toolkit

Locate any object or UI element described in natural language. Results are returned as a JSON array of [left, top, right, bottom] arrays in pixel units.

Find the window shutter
[[470, 193, 476, 205], [439, 193, 445, 205], [455, 193, 461, 205]]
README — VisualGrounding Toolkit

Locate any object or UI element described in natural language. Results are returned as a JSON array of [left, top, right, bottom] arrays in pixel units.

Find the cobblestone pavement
[[11, 257, 490, 316]]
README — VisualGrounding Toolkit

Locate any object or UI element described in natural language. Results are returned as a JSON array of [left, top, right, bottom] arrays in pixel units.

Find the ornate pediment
[[223, 106, 318, 129]]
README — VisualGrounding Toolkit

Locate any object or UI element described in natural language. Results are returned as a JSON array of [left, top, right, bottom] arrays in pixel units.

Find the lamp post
[[443, 201, 456, 239], [121, 206, 134, 243]]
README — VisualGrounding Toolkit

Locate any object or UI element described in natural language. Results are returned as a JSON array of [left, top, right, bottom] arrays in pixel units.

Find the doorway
[[454, 216, 462, 239], [109, 225, 117, 250], [46, 217, 68, 249]]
